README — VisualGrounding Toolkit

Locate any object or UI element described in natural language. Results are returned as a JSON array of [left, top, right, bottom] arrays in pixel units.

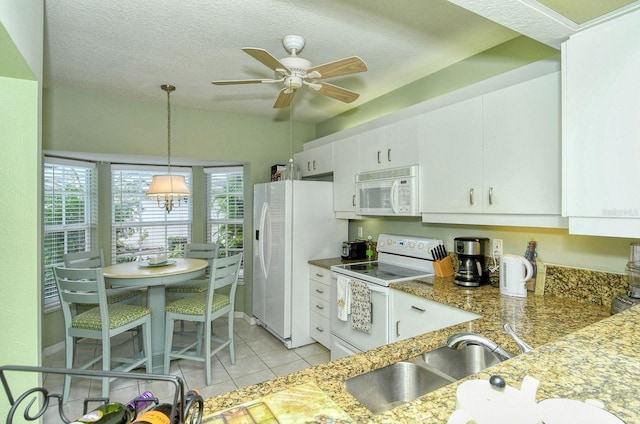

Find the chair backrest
[[53, 267, 110, 330], [64, 249, 105, 269], [206, 253, 243, 316], [185, 243, 219, 274]]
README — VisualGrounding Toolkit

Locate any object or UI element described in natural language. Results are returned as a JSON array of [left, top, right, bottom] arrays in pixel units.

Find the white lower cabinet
[[309, 265, 331, 348], [390, 289, 480, 343]]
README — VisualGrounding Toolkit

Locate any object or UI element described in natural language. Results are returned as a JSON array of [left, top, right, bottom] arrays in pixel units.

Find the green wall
[[318, 36, 635, 274], [41, 87, 315, 348], [0, 0, 43, 416]]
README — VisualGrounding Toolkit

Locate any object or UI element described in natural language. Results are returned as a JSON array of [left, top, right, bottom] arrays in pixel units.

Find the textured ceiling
[[43, 0, 519, 124]]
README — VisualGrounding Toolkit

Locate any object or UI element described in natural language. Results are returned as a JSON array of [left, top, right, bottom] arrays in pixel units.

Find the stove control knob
[[408, 241, 415, 248], [417, 243, 425, 250]]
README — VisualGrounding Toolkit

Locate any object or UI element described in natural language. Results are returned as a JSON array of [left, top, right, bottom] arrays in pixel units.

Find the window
[[43, 158, 97, 306], [206, 167, 244, 271], [112, 166, 192, 264]]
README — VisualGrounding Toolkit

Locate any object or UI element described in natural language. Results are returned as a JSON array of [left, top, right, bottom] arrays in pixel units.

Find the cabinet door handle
[[315, 288, 324, 294], [307, 161, 311, 171], [315, 304, 324, 310], [315, 272, 325, 278], [489, 187, 495, 205], [396, 320, 400, 337], [387, 148, 391, 162], [411, 305, 426, 312], [469, 188, 474, 205], [315, 326, 325, 332], [352, 195, 356, 206], [312, 160, 317, 170], [377, 151, 381, 164]]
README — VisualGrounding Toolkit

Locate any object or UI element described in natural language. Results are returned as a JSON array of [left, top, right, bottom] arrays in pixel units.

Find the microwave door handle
[[390, 180, 399, 213]]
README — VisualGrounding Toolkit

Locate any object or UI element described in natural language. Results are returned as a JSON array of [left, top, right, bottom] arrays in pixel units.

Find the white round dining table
[[103, 258, 208, 373]]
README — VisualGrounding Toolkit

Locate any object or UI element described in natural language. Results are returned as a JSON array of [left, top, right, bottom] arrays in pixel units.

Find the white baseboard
[[242, 313, 257, 325], [43, 341, 65, 357]]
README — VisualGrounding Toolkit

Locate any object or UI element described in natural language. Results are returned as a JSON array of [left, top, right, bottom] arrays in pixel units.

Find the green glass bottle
[[70, 403, 129, 424], [70, 392, 155, 424]]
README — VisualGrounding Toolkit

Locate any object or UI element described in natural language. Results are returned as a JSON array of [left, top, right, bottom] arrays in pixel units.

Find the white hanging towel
[[336, 276, 351, 321]]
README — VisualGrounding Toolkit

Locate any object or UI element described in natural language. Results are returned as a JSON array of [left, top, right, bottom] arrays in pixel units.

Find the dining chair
[[64, 249, 142, 306], [165, 243, 219, 297], [163, 253, 243, 385], [53, 266, 153, 403], [166, 243, 219, 334]]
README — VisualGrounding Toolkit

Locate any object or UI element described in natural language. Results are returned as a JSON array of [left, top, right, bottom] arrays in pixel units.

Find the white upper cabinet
[[419, 97, 483, 214], [357, 119, 419, 172], [332, 135, 359, 217], [563, 9, 640, 237], [420, 72, 563, 227], [294, 142, 334, 178], [482, 72, 561, 215]]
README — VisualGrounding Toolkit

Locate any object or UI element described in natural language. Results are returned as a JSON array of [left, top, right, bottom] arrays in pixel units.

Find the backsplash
[[543, 264, 627, 306], [478, 256, 628, 307]]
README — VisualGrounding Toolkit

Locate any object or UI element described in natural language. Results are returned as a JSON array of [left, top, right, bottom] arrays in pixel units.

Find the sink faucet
[[503, 323, 533, 354], [445, 332, 514, 361], [445, 323, 533, 361]]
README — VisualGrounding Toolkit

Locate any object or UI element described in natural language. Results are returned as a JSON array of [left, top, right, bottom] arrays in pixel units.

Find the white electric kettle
[[500, 254, 534, 297], [447, 375, 541, 424]]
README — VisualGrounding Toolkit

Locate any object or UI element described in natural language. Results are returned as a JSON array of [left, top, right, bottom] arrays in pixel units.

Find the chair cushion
[[165, 293, 230, 315], [165, 280, 208, 294], [106, 289, 142, 303], [72, 305, 151, 330]]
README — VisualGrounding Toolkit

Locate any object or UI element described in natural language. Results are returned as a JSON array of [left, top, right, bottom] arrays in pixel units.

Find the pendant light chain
[[164, 84, 175, 175]]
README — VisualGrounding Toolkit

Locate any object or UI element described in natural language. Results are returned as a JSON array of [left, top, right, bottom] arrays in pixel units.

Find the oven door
[[330, 274, 389, 357]]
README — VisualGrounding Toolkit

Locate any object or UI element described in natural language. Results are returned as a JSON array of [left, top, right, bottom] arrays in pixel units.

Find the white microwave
[[355, 165, 419, 216]]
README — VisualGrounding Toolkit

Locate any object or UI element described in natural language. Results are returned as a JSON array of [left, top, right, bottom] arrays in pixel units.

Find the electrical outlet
[[492, 239, 503, 256], [358, 226, 363, 238]]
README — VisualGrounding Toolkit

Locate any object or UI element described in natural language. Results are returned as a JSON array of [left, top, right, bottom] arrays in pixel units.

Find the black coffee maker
[[454, 237, 489, 287]]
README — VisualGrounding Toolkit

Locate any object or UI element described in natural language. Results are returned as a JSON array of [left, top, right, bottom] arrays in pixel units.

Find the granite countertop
[[203, 258, 640, 423]]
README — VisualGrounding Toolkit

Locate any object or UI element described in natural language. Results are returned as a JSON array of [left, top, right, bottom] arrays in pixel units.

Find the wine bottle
[[131, 403, 177, 424], [70, 392, 155, 424]]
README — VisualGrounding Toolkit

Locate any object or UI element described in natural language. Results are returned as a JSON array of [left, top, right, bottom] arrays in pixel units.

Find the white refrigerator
[[253, 180, 347, 348]]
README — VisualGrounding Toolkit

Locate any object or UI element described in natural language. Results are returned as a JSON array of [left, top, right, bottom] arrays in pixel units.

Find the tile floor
[[40, 317, 330, 422]]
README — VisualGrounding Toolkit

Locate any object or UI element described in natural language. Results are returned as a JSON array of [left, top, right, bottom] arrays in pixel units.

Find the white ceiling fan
[[211, 35, 368, 108]]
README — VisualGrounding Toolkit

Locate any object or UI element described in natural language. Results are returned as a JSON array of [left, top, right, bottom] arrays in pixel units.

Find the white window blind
[[206, 167, 244, 268], [112, 165, 192, 263], [43, 158, 97, 305]]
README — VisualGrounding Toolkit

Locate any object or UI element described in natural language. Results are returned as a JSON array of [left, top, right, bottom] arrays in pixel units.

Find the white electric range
[[329, 234, 442, 360]]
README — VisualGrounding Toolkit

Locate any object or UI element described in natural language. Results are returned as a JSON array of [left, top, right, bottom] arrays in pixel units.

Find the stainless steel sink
[[421, 344, 503, 380], [345, 344, 504, 414], [344, 360, 455, 414]]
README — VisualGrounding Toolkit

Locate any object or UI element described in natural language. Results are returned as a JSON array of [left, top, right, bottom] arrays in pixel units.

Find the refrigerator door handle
[[258, 202, 271, 279]]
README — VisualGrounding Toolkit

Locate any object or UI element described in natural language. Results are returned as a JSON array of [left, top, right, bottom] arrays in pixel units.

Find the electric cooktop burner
[[335, 262, 433, 284]]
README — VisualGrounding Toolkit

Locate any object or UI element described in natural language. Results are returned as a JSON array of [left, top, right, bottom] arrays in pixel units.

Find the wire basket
[[0, 365, 203, 423]]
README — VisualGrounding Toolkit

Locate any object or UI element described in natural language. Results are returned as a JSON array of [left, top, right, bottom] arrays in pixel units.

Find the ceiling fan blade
[[309, 82, 360, 103], [307, 56, 367, 79], [273, 89, 296, 109], [242, 47, 291, 73], [211, 78, 280, 85]]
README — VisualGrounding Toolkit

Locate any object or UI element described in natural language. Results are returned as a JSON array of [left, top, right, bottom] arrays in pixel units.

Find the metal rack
[[0, 365, 203, 423]]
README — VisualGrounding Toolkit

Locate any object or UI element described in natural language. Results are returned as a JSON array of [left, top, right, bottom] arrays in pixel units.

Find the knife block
[[433, 256, 455, 277]]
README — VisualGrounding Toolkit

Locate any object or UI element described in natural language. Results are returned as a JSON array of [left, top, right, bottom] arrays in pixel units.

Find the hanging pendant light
[[147, 84, 190, 212]]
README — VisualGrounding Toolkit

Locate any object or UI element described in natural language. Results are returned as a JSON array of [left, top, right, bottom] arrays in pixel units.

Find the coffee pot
[[447, 375, 541, 424], [454, 237, 489, 287]]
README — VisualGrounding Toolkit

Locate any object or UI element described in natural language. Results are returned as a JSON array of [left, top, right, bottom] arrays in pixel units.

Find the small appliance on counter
[[341, 240, 367, 260], [454, 237, 489, 287], [611, 242, 640, 314], [499, 254, 534, 297]]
